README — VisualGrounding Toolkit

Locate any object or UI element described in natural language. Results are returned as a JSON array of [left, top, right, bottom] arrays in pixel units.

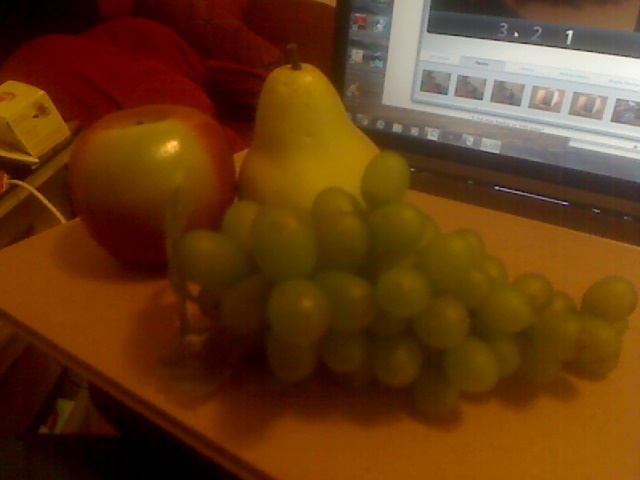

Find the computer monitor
[[333, 0, 640, 244]]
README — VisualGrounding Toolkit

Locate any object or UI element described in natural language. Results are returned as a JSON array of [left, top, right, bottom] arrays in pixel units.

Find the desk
[[0, 143, 75, 433], [0, 143, 73, 249], [0, 191, 639, 479]]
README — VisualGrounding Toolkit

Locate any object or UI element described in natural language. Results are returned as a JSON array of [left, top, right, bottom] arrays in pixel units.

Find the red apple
[[69, 104, 236, 268]]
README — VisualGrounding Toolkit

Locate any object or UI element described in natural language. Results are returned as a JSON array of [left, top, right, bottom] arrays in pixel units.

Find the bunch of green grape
[[169, 151, 638, 419]]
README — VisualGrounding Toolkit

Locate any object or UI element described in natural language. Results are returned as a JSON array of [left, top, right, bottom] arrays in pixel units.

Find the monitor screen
[[333, 0, 640, 243]]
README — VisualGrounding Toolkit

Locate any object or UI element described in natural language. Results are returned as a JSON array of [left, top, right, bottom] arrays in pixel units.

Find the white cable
[[7, 179, 68, 224]]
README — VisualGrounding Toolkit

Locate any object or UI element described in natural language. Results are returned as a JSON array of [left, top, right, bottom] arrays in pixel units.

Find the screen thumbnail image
[[373, 16, 390, 34], [352, 13, 368, 30], [349, 48, 364, 64], [611, 99, 640, 127], [491, 80, 525, 106], [529, 86, 565, 113], [569, 92, 608, 120], [455, 75, 487, 100], [420, 70, 451, 95], [364, 50, 386, 68]]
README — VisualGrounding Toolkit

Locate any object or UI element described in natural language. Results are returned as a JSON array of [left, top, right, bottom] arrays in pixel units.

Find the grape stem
[[286, 44, 302, 71]]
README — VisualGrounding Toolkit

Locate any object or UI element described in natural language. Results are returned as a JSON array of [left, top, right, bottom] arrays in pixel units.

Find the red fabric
[[98, 0, 135, 17], [203, 60, 268, 123], [246, 0, 336, 77], [0, 17, 249, 152], [136, 0, 250, 25], [135, 0, 283, 71], [0, 1, 337, 154], [81, 17, 209, 85]]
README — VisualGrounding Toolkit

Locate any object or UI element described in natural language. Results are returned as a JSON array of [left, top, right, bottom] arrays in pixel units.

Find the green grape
[[218, 274, 272, 336], [421, 344, 443, 368], [572, 314, 623, 376], [369, 250, 420, 278], [442, 336, 500, 394], [311, 186, 364, 218], [413, 214, 441, 253], [196, 283, 223, 319], [477, 284, 537, 333], [484, 333, 522, 378], [174, 229, 252, 290], [412, 366, 460, 419], [375, 267, 432, 318], [320, 331, 369, 374], [314, 212, 369, 272], [455, 228, 486, 265], [369, 310, 409, 336], [360, 150, 411, 208], [524, 311, 582, 361], [580, 276, 638, 323], [267, 279, 331, 346], [471, 320, 506, 340], [450, 267, 494, 311], [337, 359, 375, 389], [540, 290, 578, 316], [368, 201, 426, 254], [265, 332, 318, 383], [221, 200, 262, 252], [314, 270, 375, 332], [518, 338, 563, 384], [481, 255, 509, 284], [418, 231, 476, 292], [573, 355, 621, 378], [610, 318, 629, 336], [512, 273, 554, 312], [371, 334, 423, 388], [411, 294, 470, 349], [251, 206, 317, 281]]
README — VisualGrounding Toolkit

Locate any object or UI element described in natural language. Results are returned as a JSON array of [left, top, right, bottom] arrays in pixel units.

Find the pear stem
[[286, 43, 302, 71]]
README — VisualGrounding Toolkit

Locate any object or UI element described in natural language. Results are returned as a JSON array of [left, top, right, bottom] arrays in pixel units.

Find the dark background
[[0, 0, 102, 66]]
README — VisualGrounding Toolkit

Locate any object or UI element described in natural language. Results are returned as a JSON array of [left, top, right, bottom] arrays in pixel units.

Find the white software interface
[[342, 0, 640, 181]]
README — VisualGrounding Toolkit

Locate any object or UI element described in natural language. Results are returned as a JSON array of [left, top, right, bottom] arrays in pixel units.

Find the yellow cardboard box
[[0, 81, 70, 161]]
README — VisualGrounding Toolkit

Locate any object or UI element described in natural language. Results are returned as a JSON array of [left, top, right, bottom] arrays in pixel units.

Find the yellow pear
[[238, 48, 379, 209]]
